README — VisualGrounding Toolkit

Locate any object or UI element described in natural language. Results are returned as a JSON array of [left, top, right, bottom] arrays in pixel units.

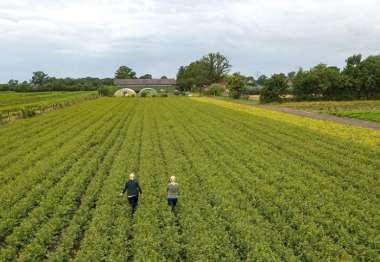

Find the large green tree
[[201, 52, 231, 83], [256, 75, 267, 86], [31, 71, 49, 87], [8, 79, 18, 89], [176, 52, 231, 92], [356, 55, 380, 99], [176, 61, 210, 92], [342, 54, 362, 98], [293, 65, 344, 100], [226, 73, 246, 99], [115, 66, 137, 79]]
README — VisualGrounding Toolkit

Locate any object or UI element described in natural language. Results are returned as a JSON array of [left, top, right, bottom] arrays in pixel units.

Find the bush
[[21, 109, 36, 118], [174, 90, 186, 96], [160, 93, 168, 97], [244, 86, 262, 95], [98, 85, 119, 96], [292, 65, 343, 100], [140, 92, 147, 97], [205, 83, 225, 96], [260, 74, 288, 103], [226, 74, 245, 99], [230, 91, 241, 99]]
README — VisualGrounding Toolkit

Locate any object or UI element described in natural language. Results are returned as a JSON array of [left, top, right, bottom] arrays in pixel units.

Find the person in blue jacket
[[120, 173, 143, 214]]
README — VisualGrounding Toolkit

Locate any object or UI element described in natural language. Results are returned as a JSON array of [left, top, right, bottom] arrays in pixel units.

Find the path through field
[[257, 105, 380, 130], [217, 98, 380, 130], [0, 97, 379, 261]]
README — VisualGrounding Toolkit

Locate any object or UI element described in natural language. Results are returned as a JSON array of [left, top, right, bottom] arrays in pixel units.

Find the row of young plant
[[0, 97, 105, 157], [74, 98, 378, 260], [0, 99, 124, 181], [165, 100, 297, 260], [130, 99, 240, 261], [92, 98, 297, 260], [192, 97, 380, 148], [0, 99, 137, 261], [0, 99, 111, 186], [1, 97, 378, 260], [193, 99, 380, 202], [70, 102, 144, 261], [72, 98, 244, 261], [172, 98, 379, 260], [0, 91, 98, 122], [109, 97, 379, 260], [46, 104, 139, 262], [17, 101, 138, 262], [0, 99, 125, 241]]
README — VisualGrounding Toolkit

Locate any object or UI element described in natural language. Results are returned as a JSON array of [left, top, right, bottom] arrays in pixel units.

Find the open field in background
[[211, 96, 259, 105], [0, 97, 379, 261], [0, 91, 98, 122], [275, 100, 380, 123]]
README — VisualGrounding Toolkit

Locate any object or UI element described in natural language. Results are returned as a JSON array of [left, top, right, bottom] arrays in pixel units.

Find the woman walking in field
[[120, 173, 143, 215], [167, 176, 179, 212]]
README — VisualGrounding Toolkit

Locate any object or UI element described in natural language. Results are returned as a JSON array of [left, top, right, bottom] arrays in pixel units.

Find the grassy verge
[[207, 96, 259, 105]]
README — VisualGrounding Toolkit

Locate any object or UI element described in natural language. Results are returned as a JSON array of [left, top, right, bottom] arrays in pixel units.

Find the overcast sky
[[0, 0, 379, 82]]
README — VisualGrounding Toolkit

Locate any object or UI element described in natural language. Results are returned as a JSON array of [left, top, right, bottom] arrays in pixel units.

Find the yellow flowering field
[[191, 97, 380, 149]]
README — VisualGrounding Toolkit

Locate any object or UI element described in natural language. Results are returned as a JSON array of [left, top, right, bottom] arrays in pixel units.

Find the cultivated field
[[0, 97, 379, 261], [277, 100, 380, 123], [0, 91, 97, 121]]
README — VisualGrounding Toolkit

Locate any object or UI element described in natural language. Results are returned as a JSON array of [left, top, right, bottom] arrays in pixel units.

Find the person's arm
[[120, 181, 128, 195], [137, 182, 143, 194]]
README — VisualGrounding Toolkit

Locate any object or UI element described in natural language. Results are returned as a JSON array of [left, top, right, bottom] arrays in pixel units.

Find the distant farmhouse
[[114, 79, 176, 93]]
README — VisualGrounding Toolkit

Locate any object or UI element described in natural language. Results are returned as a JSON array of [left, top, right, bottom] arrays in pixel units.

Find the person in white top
[[167, 176, 179, 212]]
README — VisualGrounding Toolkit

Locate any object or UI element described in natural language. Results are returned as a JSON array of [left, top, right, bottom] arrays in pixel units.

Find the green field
[[211, 96, 260, 105], [0, 91, 97, 121], [278, 100, 380, 123], [0, 97, 379, 261]]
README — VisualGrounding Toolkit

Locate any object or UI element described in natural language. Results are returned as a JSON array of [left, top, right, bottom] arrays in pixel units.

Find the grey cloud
[[0, 0, 379, 82]]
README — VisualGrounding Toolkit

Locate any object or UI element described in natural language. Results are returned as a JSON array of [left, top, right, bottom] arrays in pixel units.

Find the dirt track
[[255, 105, 380, 131]]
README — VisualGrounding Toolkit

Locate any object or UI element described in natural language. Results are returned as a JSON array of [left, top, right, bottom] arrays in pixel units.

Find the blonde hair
[[169, 176, 176, 183], [129, 173, 135, 180]]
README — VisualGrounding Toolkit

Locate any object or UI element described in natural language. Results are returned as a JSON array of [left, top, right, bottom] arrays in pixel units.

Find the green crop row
[[0, 91, 98, 122], [0, 97, 379, 261]]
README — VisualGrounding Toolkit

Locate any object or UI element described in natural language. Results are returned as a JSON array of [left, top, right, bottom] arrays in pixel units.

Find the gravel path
[[255, 105, 380, 131]]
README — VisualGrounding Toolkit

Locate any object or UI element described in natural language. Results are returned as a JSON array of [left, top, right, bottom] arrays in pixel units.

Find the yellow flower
[[191, 97, 380, 149]]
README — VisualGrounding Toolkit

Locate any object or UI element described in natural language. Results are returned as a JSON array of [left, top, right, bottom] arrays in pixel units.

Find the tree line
[[292, 54, 380, 100], [176, 53, 380, 102], [2, 53, 379, 102], [0, 68, 168, 92], [1, 71, 113, 92]]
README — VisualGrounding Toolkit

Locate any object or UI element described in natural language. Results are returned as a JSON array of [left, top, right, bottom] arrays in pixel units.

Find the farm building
[[114, 79, 176, 93], [114, 88, 136, 97]]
